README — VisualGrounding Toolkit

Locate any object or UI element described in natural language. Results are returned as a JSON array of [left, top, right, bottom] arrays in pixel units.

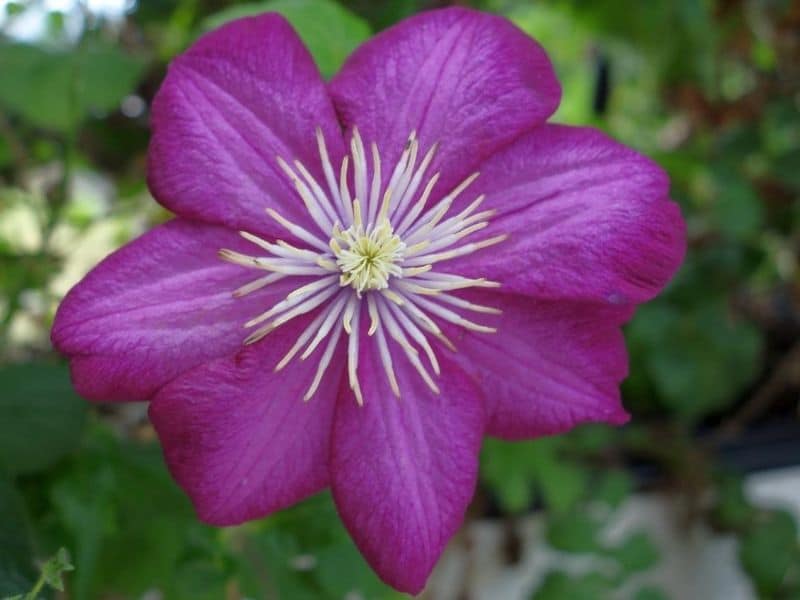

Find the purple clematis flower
[[51, 8, 685, 594]]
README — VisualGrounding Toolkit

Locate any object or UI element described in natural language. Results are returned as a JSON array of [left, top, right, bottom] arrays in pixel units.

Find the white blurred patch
[[0, 0, 134, 42]]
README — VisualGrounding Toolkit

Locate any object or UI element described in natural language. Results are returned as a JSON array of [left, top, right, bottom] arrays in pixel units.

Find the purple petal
[[330, 339, 484, 594], [329, 7, 560, 194], [51, 219, 300, 401], [449, 124, 686, 305], [149, 315, 344, 525], [148, 14, 345, 238], [448, 291, 631, 439]]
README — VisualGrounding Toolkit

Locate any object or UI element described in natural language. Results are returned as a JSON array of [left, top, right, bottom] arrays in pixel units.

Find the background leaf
[[0, 477, 36, 597], [203, 0, 371, 78], [0, 363, 87, 475], [628, 299, 763, 420], [0, 43, 146, 132], [739, 510, 799, 595]]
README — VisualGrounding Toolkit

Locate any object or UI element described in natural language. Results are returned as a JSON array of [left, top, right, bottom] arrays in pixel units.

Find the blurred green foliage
[[0, 363, 86, 475], [1, 0, 799, 598], [0, 42, 146, 132], [203, 0, 370, 78]]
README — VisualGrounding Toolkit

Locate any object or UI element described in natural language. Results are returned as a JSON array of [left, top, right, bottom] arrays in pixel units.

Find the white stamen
[[376, 299, 439, 394], [338, 156, 354, 224], [276, 156, 334, 234], [246, 277, 337, 327], [351, 128, 369, 209], [383, 132, 415, 212], [392, 142, 438, 223], [243, 285, 339, 344], [399, 290, 497, 333], [292, 158, 340, 225], [266, 209, 329, 252], [275, 308, 331, 372], [301, 292, 349, 359], [316, 126, 345, 221], [367, 142, 382, 226], [421, 195, 490, 241], [390, 138, 419, 215], [432, 292, 503, 315], [402, 234, 508, 267], [409, 221, 490, 256], [347, 298, 363, 405], [304, 321, 344, 402], [369, 294, 401, 398], [233, 273, 286, 298], [386, 300, 441, 374], [403, 172, 481, 239], [219, 127, 506, 404], [395, 172, 440, 234]]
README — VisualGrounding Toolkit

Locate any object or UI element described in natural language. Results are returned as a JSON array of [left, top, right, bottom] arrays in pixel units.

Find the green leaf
[[203, 0, 371, 79], [0, 362, 87, 475], [566, 424, 616, 453], [0, 42, 146, 132], [7, 548, 75, 600], [315, 539, 396, 599], [509, 5, 595, 126], [546, 512, 602, 554], [481, 439, 538, 513], [51, 461, 116, 600], [592, 470, 633, 509], [481, 438, 586, 514], [5, 2, 25, 17], [739, 510, 798, 594], [711, 173, 763, 240], [772, 149, 800, 190], [50, 425, 224, 600], [76, 45, 148, 116], [40, 548, 74, 592], [629, 299, 763, 420], [537, 458, 586, 514], [632, 586, 670, 600], [612, 532, 660, 575], [533, 571, 611, 600], [238, 493, 398, 599], [0, 477, 36, 597], [170, 560, 230, 600], [711, 474, 754, 530], [0, 44, 70, 130]]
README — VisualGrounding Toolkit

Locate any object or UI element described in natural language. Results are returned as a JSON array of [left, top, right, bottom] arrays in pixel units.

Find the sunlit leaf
[[203, 0, 371, 78], [0, 42, 146, 132]]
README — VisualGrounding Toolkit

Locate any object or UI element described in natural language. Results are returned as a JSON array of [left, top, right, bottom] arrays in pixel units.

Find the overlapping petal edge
[[50, 7, 686, 595]]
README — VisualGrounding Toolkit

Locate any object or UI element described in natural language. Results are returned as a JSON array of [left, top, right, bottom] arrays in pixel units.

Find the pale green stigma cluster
[[331, 206, 406, 295]]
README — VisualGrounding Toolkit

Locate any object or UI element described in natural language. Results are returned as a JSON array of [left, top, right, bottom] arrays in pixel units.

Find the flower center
[[332, 210, 405, 294], [219, 127, 506, 405]]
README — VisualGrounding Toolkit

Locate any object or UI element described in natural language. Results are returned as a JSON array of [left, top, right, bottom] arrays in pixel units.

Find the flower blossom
[[51, 8, 685, 594]]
